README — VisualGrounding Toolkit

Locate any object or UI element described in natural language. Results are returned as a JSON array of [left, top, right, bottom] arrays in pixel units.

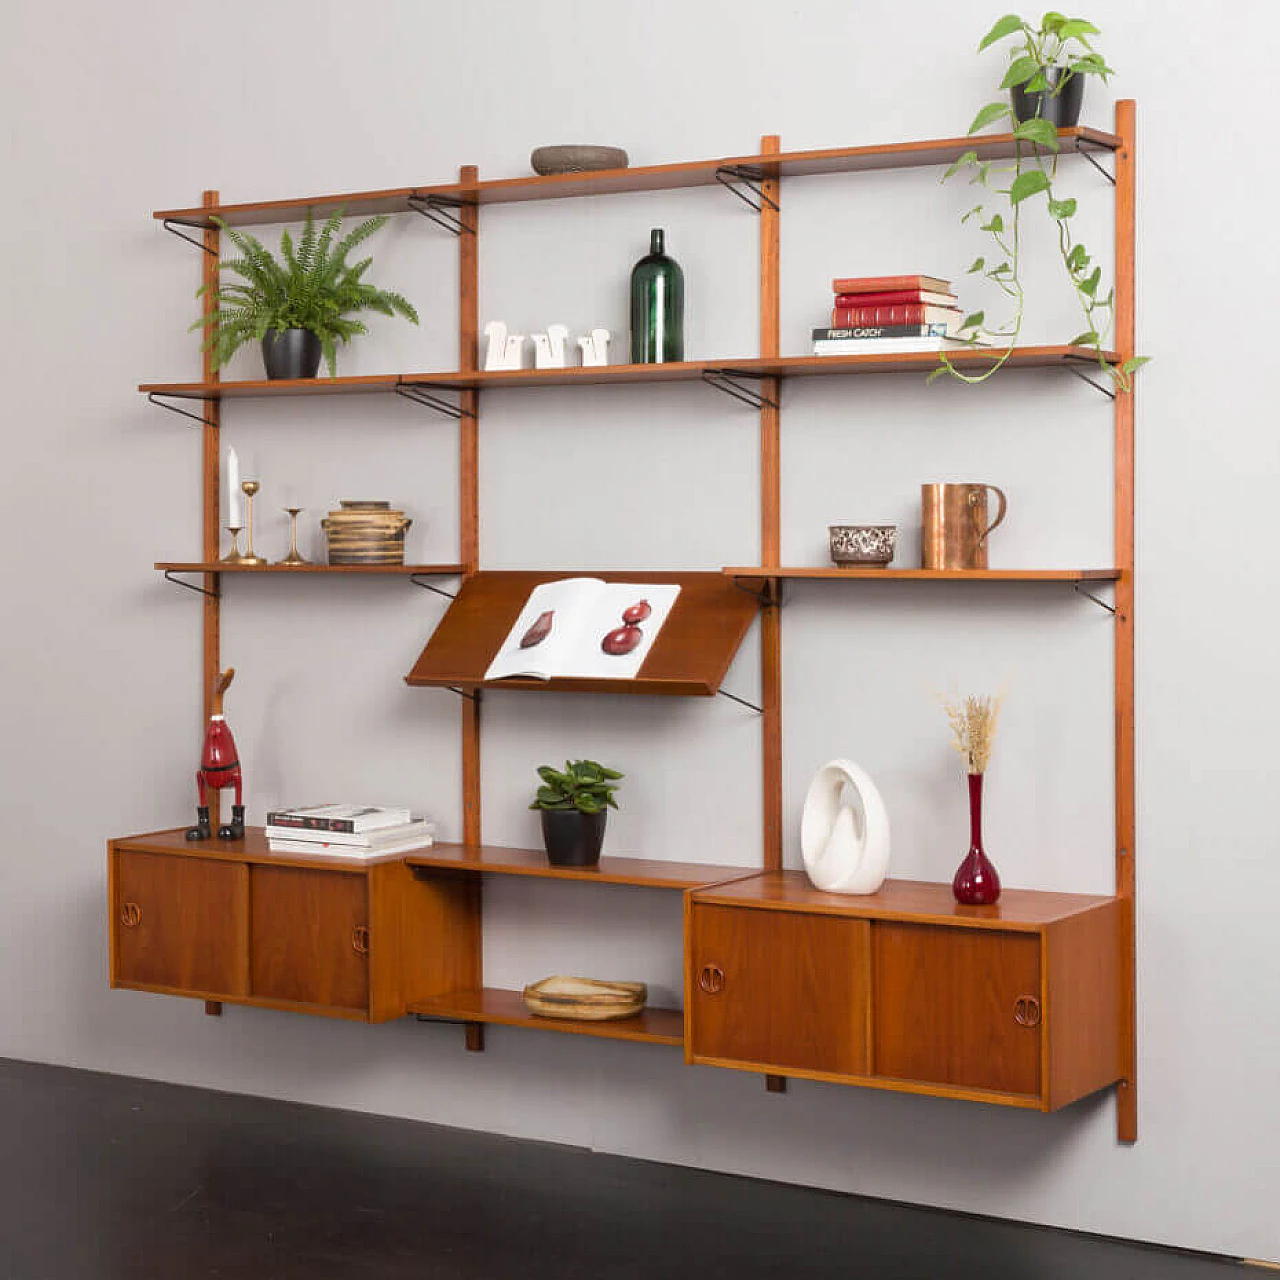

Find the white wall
[[2, 0, 1277, 1260]]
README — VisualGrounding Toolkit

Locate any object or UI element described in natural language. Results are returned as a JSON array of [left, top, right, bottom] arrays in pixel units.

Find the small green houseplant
[[934, 13, 1145, 391], [530, 759, 623, 867], [192, 209, 418, 379]]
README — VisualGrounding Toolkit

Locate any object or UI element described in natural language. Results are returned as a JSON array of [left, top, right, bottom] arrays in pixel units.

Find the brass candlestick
[[277, 507, 309, 565], [239, 481, 267, 566], [222, 526, 245, 564]]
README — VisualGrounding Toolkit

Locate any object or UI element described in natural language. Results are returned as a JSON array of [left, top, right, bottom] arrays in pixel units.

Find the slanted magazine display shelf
[[112, 105, 1139, 1141]]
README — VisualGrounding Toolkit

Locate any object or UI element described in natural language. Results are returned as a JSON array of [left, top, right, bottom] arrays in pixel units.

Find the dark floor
[[0, 1058, 1243, 1280]]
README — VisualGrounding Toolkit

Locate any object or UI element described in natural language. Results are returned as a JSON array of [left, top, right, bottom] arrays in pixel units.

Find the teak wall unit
[[118, 106, 1138, 1141]]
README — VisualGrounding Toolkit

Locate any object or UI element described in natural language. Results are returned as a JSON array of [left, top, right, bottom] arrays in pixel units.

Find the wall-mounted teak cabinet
[[685, 873, 1123, 1112], [108, 830, 478, 1022]]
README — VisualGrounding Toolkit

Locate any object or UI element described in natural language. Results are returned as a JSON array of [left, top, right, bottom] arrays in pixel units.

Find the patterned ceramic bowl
[[829, 524, 897, 568], [530, 145, 629, 175]]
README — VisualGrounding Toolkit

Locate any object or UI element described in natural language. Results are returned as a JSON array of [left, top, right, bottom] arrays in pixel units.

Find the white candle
[[227, 447, 242, 527]]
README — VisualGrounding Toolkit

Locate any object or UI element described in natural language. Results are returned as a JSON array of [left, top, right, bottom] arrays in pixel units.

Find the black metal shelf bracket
[[702, 369, 779, 410], [714, 165, 779, 212], [410, 576, 458, 599], [395, 382, 475, 419], [162, 218, 217, 254], [407, 194, 475, 235], [148, 392, 218, 429], [1080, 148, 1117, 185], [1073, 583, 1118, 615], [446, 686, 480, 702], [731, 575, 783, 608], [1064, 362, 1116, 400], [717, 687, 763, 715], [163, 570, 220, 599]]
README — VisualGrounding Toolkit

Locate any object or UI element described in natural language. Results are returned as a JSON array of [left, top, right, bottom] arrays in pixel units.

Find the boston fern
[[529, 760, 623, 815], [191, 209, 418, 376]]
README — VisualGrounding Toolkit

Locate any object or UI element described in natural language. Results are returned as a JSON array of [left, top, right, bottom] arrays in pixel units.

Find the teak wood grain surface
[[403, 571, 759, 696]]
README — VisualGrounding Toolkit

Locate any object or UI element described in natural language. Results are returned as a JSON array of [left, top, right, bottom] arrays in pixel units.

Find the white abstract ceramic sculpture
[[800, 758, 891, 895], [532, 323, 570, 369], [577, 327, 610, 367], [483, 320, 526, 371]]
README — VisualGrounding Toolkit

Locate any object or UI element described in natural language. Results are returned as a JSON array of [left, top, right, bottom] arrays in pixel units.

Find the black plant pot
[[540, 809, 607, 867], [1011, 66, 1084, 128], [261, 327, 322, 380]]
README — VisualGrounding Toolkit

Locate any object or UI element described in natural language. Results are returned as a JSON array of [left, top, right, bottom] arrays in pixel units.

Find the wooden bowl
[[522, 975, 647, 1021], [530, 145, 629, 175]]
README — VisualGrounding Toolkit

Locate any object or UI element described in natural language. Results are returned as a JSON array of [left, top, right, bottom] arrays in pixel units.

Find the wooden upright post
[[458, 166, 482, 849], [200, 191, 222, 831], [1112, 100, 1137, 1144], [758, 136, 783, 875]]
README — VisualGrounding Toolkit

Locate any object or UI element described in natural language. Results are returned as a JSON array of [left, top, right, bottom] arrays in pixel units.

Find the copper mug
[[921, 483, 1008, 570]]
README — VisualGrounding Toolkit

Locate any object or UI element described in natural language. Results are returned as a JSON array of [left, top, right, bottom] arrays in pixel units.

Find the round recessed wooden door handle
[[120, 902, 143, 929], [351, 926, 370, 956], [698, 965, 725, 995], [1014, 995, 1041, 1027]]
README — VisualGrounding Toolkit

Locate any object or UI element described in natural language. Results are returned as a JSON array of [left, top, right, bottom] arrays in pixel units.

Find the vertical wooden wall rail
[[458, 165, 482, 850], [201, 191, 222, 833], [458, 165, 485, 1052], [1113, 100, 1137, 1144], [758, 135, 786, 1096], [758, 135, 783, 875]]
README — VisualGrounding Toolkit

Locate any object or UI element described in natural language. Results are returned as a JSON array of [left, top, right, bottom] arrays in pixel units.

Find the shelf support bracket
[[1079, 148, 1117, 185], [410, 576, 458, 598], [717, 687, 763, 715], [702, 369, 778, 411], [164, 570, 220, 599], [731, 576, 783, 608], [714, 165, 779, 212], [148, 392, 218, 429], [407, 194, 475, 235], [447, 686, 480, 702], [162, 218, 217, 254], [1073, 583, 1118, 615], [1064, 363, 1116, 400], [395, 382, 475, 419]]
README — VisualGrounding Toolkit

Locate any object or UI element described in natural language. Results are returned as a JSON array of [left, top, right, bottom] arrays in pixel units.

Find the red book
[[830, 273, 951, 295], [832, 303, 960, 328], [833, 289, 956, 308]]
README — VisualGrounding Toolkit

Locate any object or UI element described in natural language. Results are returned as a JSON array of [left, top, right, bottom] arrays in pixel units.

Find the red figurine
[[186, 668, 245, 841]]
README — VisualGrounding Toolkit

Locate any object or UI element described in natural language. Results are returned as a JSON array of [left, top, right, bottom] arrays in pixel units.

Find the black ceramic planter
[[540, 809, 607, 867], [262, 327, 322, 380], [1011, 66, 1084, 128]]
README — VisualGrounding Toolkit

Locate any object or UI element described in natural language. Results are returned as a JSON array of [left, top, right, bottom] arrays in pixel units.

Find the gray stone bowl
[[530, 145, 629, 175], [829, 524, 898, 568]]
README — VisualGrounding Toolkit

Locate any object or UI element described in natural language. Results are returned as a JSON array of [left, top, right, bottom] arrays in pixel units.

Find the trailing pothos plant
[[192, 209, 418, 377], [932, 12, 1146, 391]]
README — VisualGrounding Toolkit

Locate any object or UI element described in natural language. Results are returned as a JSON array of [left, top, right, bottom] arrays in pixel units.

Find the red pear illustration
[[520, 610, 555, 649]]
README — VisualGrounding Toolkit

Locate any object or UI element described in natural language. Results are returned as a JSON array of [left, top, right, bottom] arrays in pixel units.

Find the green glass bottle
[[629, 228, 684, 363]]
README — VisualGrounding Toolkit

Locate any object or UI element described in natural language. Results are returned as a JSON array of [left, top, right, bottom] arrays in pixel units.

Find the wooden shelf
[[156, 561, 464, 576], [693, 871, 1118, 932], [724, 567, 1121, 582], [140, 347, 1115, 404], [404, 571, 760, 698], [405, 843, 752, 889], [110, 827, 429, 874], [152, 127, 1120, 227], [408, 987, 685, 1046]]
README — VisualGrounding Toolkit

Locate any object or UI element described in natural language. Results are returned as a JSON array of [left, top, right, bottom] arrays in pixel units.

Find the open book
[[484, 578, 681, 682]]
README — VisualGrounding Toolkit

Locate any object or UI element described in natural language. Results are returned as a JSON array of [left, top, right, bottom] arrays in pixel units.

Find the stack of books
[[264, 804, 435, 857], [812, 274, 964, 355]]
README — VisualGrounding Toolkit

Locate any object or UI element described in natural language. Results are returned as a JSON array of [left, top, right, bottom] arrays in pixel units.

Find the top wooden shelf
[[140, 347, 1115, 405], [109, 827, 421, 874], [153, 128, 1121, 228]]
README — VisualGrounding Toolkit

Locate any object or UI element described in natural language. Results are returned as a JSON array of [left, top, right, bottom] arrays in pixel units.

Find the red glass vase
[[952, 772, 1001, 905]]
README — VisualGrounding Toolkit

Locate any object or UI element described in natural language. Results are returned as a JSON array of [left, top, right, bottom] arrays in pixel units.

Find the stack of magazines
[[264, 805, 435, 857]]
